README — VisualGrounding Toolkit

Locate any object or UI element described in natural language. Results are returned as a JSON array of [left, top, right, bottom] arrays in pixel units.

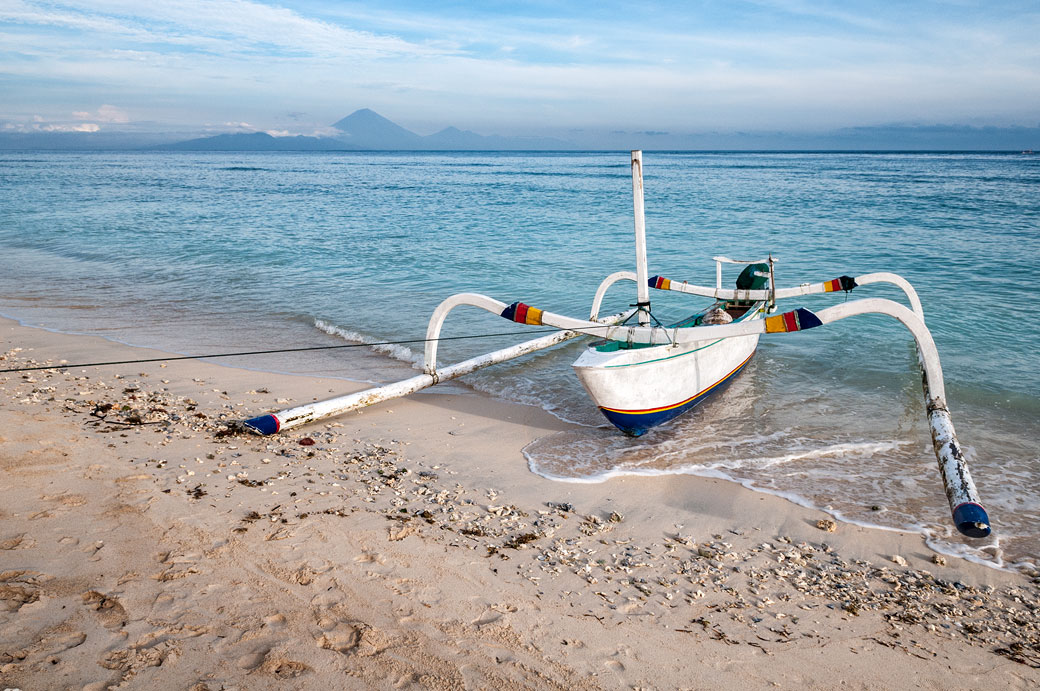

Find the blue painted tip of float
[[500, 302, 519, 321], [952, 502, 991, 539], [794, 307, 823, 330], [243, 414, 280, 436]]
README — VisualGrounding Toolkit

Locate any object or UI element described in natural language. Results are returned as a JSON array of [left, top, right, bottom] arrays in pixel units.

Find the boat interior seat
[[724, 303, 753, 319]]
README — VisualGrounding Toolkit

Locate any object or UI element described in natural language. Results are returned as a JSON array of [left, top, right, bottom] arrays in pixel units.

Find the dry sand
[[1, 316, 1038, 690]]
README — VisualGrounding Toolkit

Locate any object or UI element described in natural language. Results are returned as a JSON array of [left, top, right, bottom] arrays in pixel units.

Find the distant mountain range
[[1, 109, 1037, 151], [156, 109, 572, 151], [157, 131, 347, 151]]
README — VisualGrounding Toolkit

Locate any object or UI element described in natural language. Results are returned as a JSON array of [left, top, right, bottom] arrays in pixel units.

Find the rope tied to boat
[[0, 325, 623, 374], [826, 275, 858, 302]]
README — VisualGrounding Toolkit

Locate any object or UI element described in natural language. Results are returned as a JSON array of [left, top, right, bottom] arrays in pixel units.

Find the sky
[[1, 0, 1038, 138]]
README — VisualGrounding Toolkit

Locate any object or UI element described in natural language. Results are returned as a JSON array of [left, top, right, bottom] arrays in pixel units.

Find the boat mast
[[631, 150, 651, 326]]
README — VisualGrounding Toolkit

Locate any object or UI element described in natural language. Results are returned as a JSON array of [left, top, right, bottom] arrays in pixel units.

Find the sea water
[[1, 150, 1037, 569]]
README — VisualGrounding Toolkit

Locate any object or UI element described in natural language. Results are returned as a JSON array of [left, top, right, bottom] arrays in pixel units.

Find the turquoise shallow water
[[1, 151, 1037, 568]]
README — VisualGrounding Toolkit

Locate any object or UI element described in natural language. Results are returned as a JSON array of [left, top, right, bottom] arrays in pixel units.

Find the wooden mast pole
[[631, 150, 651, 326]]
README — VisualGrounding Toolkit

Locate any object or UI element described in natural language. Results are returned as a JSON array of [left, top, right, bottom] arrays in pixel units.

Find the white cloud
[[50, 122, 100, 132], [1, 0, 1037, 132], [1, 0, 450, 60], [96, 104, 129, 122], [6, 119, 101, 132], [309, 126, 343, 138], [71, 104, 130, 122]]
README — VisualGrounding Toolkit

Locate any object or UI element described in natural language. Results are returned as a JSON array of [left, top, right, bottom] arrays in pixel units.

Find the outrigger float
[[244, 151, 991, 539]]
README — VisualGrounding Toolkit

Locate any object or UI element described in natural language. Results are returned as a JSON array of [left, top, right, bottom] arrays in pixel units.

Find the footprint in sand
[[389, 581, 441, 606], [393, 672, 420, 688], [315, 616, 392, 657], [394, 606, 417, 626], [619, 602, 649, 615], [0, 534, 36, 550], [41, 491, 87, 507], [264, 559, 331, 587], [472, 611, 502, 628], [0, 583, 40, 612], [236, 646, 271, 671], [152, 592, 176, 608], [40, 630, 88, 655], [82, 590, 128, 629], [485, 646, 514, 665], [316, 621, 362, 654], [353, 551, 387, 565], [290, 566, 319, 585], [98, 643, 172, 680], [264, 613, 288, 630], [0, 570, 47, 612], [390, 578, 411, 593], [260, 656, 310, 679], [458, 664, 483, 690]]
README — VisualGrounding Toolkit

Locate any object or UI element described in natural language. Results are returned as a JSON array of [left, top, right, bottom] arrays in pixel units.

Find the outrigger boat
[[244, 151, 991, 539], [572, 257, 769, 437]]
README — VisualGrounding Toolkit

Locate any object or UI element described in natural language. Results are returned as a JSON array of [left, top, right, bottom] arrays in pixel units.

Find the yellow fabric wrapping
[[765, 314, 788, 333]]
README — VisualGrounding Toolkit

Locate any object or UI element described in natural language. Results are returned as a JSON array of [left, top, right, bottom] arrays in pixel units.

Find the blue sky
[[2, 0, 1038, 137]]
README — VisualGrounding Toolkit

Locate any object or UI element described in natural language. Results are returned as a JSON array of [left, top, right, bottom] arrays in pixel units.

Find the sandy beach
[[1, 315, 1037, 689]]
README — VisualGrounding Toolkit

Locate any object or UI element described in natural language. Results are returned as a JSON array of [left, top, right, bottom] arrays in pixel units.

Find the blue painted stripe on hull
[[599, 353, 754, 436]]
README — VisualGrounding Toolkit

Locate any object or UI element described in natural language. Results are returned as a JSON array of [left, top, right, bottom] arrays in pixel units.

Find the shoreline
[[529, 460, 1015, 573], [2, 316, 1038, 687], [3, 309, 1017, 572]]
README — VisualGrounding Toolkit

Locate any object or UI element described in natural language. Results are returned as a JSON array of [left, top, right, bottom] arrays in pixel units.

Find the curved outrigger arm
[[497, 295, 988, 538], [588, 270, 925, 320], [647, 271, 925, 319], [423, 293, 637, 373], [590, 271, 637, 320]]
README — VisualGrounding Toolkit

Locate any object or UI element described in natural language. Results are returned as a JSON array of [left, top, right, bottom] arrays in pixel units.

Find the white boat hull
[[572, 305, 763, 435]]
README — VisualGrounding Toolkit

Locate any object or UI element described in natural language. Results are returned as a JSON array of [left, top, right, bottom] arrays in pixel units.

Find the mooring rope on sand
[[0, 324, 618, 374]]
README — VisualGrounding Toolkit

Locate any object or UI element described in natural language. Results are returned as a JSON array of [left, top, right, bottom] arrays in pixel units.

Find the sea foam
[[313, 318, 422, 368]]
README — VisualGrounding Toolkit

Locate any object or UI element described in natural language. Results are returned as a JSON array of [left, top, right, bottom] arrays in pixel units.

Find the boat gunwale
[[576, 300, 766, 370]]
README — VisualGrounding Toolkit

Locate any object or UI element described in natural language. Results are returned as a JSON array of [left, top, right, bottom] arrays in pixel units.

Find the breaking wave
[[313, 318, 422, 368]]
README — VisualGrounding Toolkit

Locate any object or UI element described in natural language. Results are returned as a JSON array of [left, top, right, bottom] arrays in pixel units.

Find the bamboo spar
[[241, 331, 575, 435], [242, 307, 632, 436]]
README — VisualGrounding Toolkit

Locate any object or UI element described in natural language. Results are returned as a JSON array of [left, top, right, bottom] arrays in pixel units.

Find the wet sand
[[1, 316, 1038, 689]]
